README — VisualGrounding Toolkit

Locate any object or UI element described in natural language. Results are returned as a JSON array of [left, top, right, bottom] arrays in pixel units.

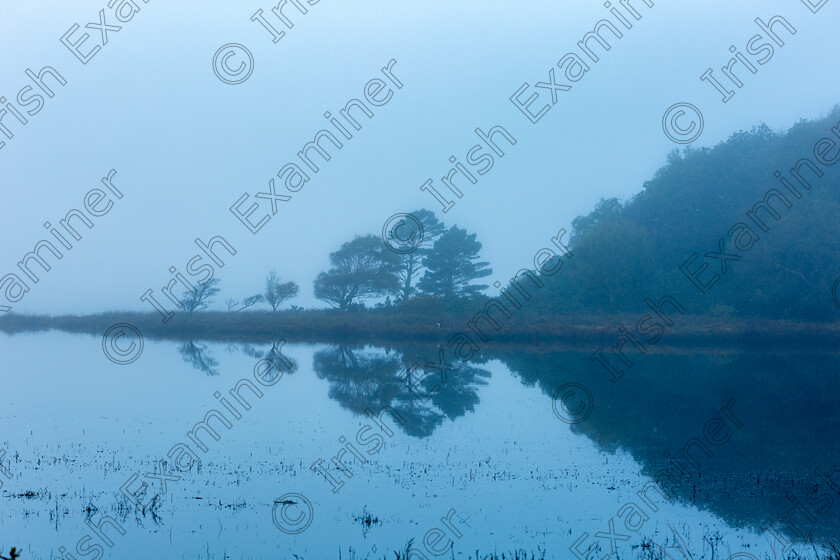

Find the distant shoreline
[[2, 310, 840, 349]]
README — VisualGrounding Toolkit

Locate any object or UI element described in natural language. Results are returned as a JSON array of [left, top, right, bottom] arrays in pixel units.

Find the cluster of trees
[[180, 211, 493, 313], [314, 211, 491, 310], [170, 106, 840, 322], [528, 106, 840, 321]]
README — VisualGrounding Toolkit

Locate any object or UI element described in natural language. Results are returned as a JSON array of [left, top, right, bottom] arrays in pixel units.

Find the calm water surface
[[1, 332, 838, 559]]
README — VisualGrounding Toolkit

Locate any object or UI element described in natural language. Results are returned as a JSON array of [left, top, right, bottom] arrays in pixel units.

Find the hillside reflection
[[302, 341, 840, 546]]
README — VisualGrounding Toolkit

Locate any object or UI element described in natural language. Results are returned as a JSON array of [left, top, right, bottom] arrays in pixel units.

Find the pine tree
[[417, 226, 491, 299]]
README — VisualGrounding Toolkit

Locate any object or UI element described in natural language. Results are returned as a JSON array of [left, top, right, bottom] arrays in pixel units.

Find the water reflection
[[486, 346, 840, 548], [300, 340, 840, 547], [14, 332, 839, 554], [176, 340, 219, 376], [179, 340, 299, 378], [311, 344, 490, 438]]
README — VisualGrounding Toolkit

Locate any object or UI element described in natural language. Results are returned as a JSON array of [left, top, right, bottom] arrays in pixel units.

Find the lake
[[1, 331, 838, 559]]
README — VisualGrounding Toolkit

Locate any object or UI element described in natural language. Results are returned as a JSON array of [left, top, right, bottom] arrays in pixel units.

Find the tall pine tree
[[418, 226, 492, 299]]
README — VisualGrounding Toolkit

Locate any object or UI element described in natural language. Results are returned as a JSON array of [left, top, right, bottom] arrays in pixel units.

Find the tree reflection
[[312, 343, 489, 438], [487, 345, 840, 547], [179, 340, 298, 377], [176, 340, 219, 376]]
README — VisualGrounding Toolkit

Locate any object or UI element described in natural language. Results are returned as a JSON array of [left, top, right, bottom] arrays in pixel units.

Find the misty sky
[[0, 0, 837, 314]]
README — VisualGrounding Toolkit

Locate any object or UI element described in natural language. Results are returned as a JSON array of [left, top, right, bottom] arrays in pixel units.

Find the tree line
[[530, 105, 840, 322], [104, 105, 840, 323], [186, 210, 493, 313]]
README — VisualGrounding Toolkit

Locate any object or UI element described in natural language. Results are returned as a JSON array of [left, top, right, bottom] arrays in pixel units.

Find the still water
[[1, 331, 838, 559]]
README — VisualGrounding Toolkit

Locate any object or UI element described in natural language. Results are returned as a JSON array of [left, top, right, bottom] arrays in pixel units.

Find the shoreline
[[3, 310, 840, 349]]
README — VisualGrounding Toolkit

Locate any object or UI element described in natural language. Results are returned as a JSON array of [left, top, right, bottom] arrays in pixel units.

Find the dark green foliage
[[6, 109, 840, 330], [314, 235, 401, 310], [535, 106, 840, 321], [394, 209, 447, 302], [418, 226, 492, 299]]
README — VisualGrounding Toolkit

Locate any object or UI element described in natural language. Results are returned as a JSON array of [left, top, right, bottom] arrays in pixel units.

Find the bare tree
[[264, 270, 299, 312], [226, 294, 265, 312], [180, 278, 221, 313], [240, 294, 265, 311]]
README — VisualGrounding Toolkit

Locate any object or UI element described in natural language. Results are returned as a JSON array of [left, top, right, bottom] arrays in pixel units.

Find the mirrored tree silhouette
[[398, 344, 490, 422], [177, 340, 219, 376], [486, 346, 840, 547], [179, 340, 297, 378], [257, 340, 299, 379], [312, 343, 489, 438]]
